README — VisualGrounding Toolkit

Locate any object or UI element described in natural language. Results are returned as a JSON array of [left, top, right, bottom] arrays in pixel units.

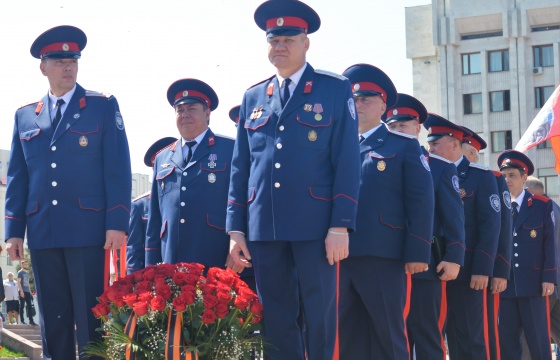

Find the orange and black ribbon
[[165, 310, 198, 360], [124, 312, 138, 360]]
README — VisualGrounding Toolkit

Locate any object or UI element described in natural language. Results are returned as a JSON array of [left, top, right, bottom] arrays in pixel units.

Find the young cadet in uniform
[[425, 114, 500, 360], [338, 66, 434, 359], [145, 79, 239, 273], [462, 129, 512, 360], [227, 1, 360, 359], [497, 150, 557, 360], [4, 26, 131, 359], [126, 137, 176, 275], [386, 94, 465, 360]]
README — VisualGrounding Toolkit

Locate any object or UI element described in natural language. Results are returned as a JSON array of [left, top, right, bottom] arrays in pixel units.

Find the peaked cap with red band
[[382, 93, 427, 124], [30, 25, 87, 59], [498, 150, 534, 176], [254, 0, 320, 38], [461, 126, 487, 151], [342, 64, 398, 108], [229, 105, 241, 124], [167, 78, 219, 111], [423, 113, 468, 142], [143, 137, 178, 167]]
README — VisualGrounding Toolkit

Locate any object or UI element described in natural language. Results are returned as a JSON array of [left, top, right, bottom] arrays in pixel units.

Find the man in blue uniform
[[4, 25, 131, 359], [385, 94, 465, 360], [338, 66, 434, 359], [145, 79, 239, 274], [462, 129, 512, 360], [126, 137, 176, 275], [497, 150, 557, 360], [229, 105, 241, 127], [425, 114, 501, 359], [226, 1, 360, 359]]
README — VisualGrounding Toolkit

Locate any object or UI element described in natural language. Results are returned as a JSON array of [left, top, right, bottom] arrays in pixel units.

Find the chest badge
[[313, 103, 323, 121], [79, 135, 88, 147], [208, 173, 216, 183], [377, 160, 386, 171], [460, 189, 467, 198], [208, 154, 217, 169], [161, 163, 170, 168], [304, 104, 312, 112], [308, 130, 318, 142], [530, 229, 537, 238], [161, 182, 165, 190]]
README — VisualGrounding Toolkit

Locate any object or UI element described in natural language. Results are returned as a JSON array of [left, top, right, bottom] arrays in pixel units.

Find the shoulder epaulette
[[531, 194, 551, 203], [389, 130, 416, 140], [133, 191, 150, 202], [85, 90, 112, 98], [247, 75, 275, 90], [429, 153, 452, 164], [214, 134, 235, 141], [469, 162, 490, 171], [18, 100, 41, 110], [491, 170, 502, 177], [314, 69, 347, 81]]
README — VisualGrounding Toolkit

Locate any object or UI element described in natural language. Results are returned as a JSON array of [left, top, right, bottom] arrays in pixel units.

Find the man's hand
[[470, 275, 489, 290], [225, 254, 246, 273], [229, 232, 252, 269], [405, 262, 429, 275], [6, 237, 25, 261], [542, 282, 555, 297], [104, 230, 126, 250], [490, 278, 507, 294], [437, 261, 460, 281], [325, 228, 349, 265]]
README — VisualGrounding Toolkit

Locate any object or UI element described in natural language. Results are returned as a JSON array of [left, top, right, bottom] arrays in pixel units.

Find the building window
[[461, 31, 503, 40], [537, 140, 552, 149], [539, 168, 559, 197], [462, 53, 481, 75], [534, 45, 554, 67], [532, 25, 560, 32], [7, 256, 12, 266], [490, 91, 511, 112], [535, 86, 555, 108], [488, 50, 509, 72], [464, 93, 483, 114], [491, 131, 512, 153]]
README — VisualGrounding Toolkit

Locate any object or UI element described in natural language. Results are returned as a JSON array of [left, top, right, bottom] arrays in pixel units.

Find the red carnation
[[137, 291, 152, 303], [215, 303, 229, 318], [133, 301, 149, 316], [203, 294, 219, 309], [201, 309, 216, 324], [172, 271, 189, 286], [123, 293, 138, 307], [172, 296, 187, 312], [150, 295, 167, 312]]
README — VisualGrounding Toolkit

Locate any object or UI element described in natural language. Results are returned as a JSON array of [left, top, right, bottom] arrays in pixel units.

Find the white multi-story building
[[406, 0, 560, 199]]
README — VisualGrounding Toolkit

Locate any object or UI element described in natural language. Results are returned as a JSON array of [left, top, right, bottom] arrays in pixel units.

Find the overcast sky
[[0, 0, 430, 175]]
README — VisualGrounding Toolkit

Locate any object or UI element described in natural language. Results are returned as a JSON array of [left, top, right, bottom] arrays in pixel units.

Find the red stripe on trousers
[[438, 281, 448, 360], [483, 289, 490, 360]]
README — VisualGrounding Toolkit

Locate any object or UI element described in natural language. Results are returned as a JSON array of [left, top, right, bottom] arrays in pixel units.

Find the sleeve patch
[[490, 194, 501, 212], [503, 191, 511, 210], [452, 175, 460, 193], [420, 155, 430, 172], [347, 98, 356, 120], [115, 112, 125, 130]]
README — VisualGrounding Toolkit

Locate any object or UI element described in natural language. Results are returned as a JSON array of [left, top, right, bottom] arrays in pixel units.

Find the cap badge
[[393, 109, 398, 115], [353, 83, 360, 91], [182, 91, 189, 97], [62, 43, 69, 51], [277, 17, 284, 26], [208, 173, 216, 183], [79, 135, 88, 147], [308, 130, 317, 142], [531, 229, 537, 238], [377, 160, 386, 171], [428, 127, 433, 134]]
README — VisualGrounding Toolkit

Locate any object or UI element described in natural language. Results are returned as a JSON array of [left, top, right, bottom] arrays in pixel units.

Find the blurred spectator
[[4, 272, 20, 324]]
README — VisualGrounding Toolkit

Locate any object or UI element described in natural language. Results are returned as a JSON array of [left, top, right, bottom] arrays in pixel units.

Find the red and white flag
[[515, 84, 560, 172]]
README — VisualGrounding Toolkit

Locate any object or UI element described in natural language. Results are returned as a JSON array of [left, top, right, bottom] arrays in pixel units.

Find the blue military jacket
[[127, 192, 149, 274], [146, 129, 233, 268], [349, 127, 434, 262], [492, 171, 513, 279], [502, 192, 557, 298], [456, 157, 501, 280], [5, 84, 132, 248], [414, 151, 465, 280], [226, 63, 360, 241]]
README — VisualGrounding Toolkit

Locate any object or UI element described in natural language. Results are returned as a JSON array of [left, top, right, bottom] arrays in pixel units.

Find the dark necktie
[[281, 78, 292, 108], [359, 135, 365, 143], [53, 99, 65, 129], [512, 202, 519, 224], [185, 141, 197, 164]]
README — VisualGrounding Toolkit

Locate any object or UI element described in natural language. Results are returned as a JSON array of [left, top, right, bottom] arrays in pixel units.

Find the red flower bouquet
[[85, 263, 262, 359]]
